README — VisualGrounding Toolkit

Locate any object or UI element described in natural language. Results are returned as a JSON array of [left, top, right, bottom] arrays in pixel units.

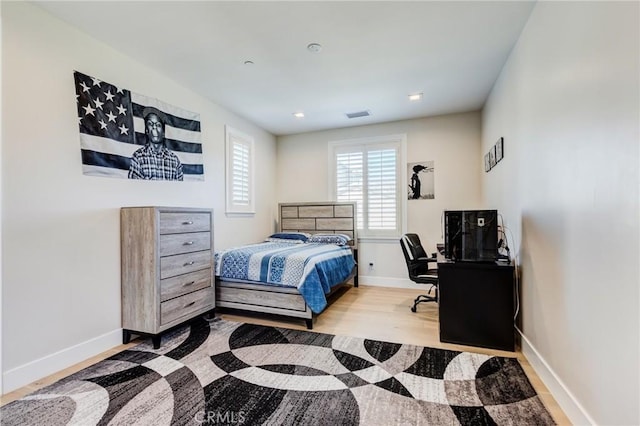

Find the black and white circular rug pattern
[[0, 319, 555, 425]]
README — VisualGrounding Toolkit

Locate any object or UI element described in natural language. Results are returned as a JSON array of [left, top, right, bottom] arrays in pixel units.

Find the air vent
[[345, 110, 371, 119]]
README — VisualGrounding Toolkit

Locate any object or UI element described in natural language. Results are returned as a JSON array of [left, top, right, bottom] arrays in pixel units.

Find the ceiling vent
[[345, 110, 371, 119]]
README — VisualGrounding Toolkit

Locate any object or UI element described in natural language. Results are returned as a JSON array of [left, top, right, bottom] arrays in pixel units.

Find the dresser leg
[[152, 335, 161, 349], [123, 329, 131, 345], [203, 309, 216, 321], [305, 319, 313, 330]]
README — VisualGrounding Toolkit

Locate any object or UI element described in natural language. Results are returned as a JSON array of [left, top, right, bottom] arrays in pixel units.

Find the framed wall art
[[489, 145, 496, 168], [496, 137, 504, 162], [74, 71, 204, 181], [407, 160, 435, 200]]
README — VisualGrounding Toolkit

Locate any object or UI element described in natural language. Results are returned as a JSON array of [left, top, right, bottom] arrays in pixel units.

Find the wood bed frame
[[216, 201, 358, 329]]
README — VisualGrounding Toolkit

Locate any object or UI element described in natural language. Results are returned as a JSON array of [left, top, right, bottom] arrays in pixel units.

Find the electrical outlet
[[368, 262, 374, 270], [478, 218, 485, 227]]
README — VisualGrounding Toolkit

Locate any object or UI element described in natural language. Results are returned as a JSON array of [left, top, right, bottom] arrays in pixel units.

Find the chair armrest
[[408, 258, 438, 276]]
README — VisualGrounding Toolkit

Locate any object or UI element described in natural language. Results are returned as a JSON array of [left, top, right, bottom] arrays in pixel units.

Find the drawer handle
[[184, 261, 195, 266], [184, 301, 196, 308], [183, 241, 194, 246], [182, 221, 193, 225], [183, 281, 195, 287]]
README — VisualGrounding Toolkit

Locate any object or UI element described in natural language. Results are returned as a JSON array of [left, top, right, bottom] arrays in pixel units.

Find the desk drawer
[[160, 212, 211, 234], [161, 287, 213, 325], [160, 232, 211, 256], [161, 269, 212, 302], [160, 251, 212, 279]]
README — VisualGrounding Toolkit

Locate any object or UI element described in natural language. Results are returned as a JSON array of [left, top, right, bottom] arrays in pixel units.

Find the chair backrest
[[400, 233, 427, 261], [400, 233, 438, 283]]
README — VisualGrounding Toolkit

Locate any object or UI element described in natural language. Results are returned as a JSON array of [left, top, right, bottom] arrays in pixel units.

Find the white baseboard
[[517, 327, 596, 425], [358, 275, 417, 289], [2, 328, 122, 394]]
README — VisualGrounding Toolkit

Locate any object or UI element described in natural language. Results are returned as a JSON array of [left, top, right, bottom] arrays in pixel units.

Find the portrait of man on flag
[[74, 71, 204, 181]]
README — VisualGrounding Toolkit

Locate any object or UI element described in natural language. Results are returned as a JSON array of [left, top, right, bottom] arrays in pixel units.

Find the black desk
[[438, 260, 515, 351]]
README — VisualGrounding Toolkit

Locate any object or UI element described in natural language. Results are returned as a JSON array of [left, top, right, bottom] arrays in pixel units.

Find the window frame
[[328, 134, 407, 239], [225, 125, 255, 216]]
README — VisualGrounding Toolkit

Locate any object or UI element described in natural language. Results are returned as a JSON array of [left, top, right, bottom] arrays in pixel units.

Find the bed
[[215, 201, 358, 329]]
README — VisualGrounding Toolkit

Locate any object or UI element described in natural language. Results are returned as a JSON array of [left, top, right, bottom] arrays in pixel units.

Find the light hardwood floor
[[0, 285, 571, 425]]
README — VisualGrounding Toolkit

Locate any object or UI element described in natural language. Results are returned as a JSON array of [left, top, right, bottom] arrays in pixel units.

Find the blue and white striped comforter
[[215, 242, 356, 313]]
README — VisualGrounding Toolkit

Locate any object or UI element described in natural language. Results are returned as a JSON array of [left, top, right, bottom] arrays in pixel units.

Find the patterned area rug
[[1, 319, 554, 425]]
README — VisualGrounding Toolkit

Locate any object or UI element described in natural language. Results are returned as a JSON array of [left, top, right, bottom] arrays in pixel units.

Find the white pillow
[[307, 233, 351, 246]]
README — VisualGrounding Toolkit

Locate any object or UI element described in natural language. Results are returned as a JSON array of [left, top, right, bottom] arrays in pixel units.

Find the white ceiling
[[35, 1, 535, 136]]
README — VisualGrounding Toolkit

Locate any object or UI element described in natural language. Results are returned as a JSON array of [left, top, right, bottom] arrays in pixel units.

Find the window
[[329, 134, 406, 238], [225, 126, 254, 215]]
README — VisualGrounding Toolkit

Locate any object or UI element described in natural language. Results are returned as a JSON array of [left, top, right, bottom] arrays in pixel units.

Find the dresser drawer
[[161, 287, 213, 325], [160, 232, 211, 256], [160, 212, 211, 234], [160, 251, 212, 279], [161, 269, 212, 302]]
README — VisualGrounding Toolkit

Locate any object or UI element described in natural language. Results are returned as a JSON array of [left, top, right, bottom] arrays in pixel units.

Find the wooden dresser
[[121, 207, 214, 348]]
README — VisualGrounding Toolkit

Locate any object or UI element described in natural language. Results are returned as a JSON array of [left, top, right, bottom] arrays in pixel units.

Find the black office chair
[[400, 234, 438, 312]]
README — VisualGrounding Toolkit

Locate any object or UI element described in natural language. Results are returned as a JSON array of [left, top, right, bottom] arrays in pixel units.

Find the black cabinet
[[438, 261, 515, 351]]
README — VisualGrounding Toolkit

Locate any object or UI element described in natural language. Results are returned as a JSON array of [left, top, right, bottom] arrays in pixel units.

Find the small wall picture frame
[[484, 153, 491, 172], [489, 145, 496, 168], [495, 137, 504, 162]]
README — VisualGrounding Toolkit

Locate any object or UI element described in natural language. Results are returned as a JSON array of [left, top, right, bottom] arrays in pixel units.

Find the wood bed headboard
[[278, 202, 358, 248]]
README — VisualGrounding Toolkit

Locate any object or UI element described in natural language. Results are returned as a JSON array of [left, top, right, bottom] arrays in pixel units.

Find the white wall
[[482, 2, 639, 424], [277, 112, 482, 285], [1, 2, 276, 392]]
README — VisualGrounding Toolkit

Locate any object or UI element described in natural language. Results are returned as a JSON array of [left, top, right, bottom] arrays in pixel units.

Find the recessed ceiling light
[[293, 112, 305, 118], [409, 93, 423, 101], [307, 43, 322, 53]]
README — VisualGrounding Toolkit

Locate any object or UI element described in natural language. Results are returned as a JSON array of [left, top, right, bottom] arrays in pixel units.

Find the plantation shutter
[[232, 140, 250, 205], [336, 151, 364, 229], [331, 137, 402, 237], [367, 148, 397, 230], [225, 126, 254, 214]]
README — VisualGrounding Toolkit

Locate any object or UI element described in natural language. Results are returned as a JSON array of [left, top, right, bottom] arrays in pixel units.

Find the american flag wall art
[[74, 71, 204, 181]]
